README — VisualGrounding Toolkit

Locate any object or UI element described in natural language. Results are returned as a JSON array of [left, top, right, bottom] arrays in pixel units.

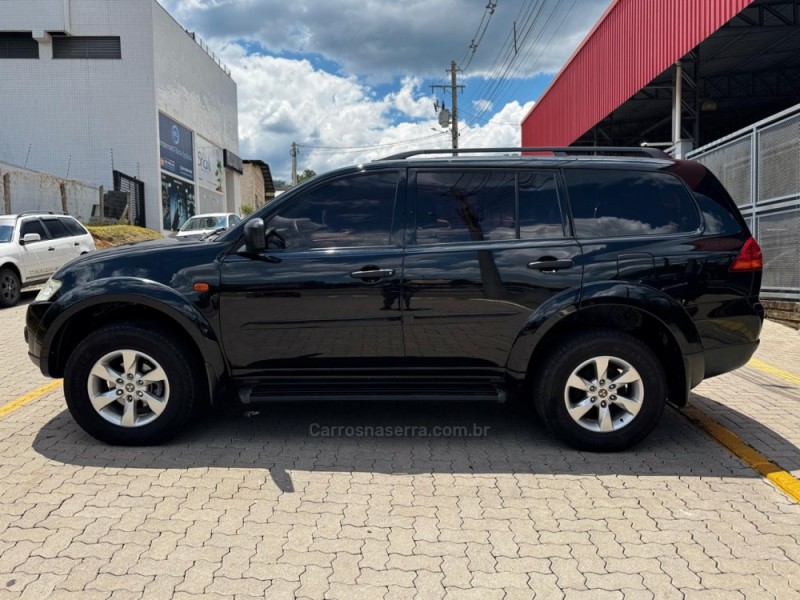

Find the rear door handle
[[350, 268, 395, 280], [48, 247, 56, 252], [73, 242, 80, 247], [527, 259, 573, 271]]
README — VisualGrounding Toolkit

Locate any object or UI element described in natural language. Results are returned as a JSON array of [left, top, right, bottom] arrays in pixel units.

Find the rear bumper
[[704, 340, 760, 379]]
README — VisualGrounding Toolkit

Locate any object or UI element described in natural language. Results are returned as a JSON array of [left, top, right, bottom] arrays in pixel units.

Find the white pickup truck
[[0, 213, 95, 307]]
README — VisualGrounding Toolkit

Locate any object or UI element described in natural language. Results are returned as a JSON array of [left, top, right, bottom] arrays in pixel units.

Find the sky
[[159, 0, 613, 183]]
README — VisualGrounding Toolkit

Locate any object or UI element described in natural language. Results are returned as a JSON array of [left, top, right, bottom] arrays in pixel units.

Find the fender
[[579, 281, 703, 353], [506, 287, 581, 376], [506, 281, 703, 377], [39, 277, 226, 381]]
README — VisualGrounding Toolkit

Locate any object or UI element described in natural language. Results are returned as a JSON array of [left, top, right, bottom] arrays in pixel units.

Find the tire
[[533, 330, 666, 452], [64, 322, 201, 445], [0, 268, 21, 308]]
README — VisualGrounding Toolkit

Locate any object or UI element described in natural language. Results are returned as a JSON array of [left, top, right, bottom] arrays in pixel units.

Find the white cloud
[[157, 0, 611, 181], [222, 42, 534, 179]]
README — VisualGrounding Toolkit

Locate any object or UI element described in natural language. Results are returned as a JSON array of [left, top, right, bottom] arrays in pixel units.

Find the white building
[[0, 0, 242, 232]]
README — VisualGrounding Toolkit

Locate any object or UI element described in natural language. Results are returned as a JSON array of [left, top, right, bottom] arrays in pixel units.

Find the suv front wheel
[[534, 330, 666, 451], [64, 322, 199, 445]]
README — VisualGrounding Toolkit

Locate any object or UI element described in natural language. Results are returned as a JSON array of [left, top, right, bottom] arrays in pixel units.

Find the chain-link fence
[[688, 104, 800, 301]]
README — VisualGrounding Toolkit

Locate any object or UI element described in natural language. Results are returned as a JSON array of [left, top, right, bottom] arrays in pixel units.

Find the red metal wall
[[520, 0, 754, 146]]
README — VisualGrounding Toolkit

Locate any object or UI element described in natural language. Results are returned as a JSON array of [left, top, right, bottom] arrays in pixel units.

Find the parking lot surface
[[2, 294, 800, 599]]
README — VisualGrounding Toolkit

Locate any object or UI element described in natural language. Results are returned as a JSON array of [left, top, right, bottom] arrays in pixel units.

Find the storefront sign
[[159, 113, 194, 181], [196, 135, 224, 193], [224, 149, 243, 174]]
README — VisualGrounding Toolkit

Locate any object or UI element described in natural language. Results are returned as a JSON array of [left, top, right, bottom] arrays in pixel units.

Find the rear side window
[[62, 218, 88, 237], [42, 218, 71, 239], [20, 219, 47, 240], [518, 171, 564, 239], [415, 171, 516, 244], [565, 169, 701, 238]]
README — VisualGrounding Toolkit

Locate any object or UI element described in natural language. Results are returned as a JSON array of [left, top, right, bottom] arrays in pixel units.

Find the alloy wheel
[[86, 349, 170, 428], [563, 355, 643, 433]]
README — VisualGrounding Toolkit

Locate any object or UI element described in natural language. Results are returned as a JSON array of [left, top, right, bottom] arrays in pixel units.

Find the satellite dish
[[438, 108, 451, 128]]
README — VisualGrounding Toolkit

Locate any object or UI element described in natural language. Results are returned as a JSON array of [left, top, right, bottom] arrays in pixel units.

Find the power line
[[462, 1, 499, 72]]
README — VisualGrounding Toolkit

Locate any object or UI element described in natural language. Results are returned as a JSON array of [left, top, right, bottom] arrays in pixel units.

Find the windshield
[[180, 215, 225, 232], [0, 223, 13, 243]]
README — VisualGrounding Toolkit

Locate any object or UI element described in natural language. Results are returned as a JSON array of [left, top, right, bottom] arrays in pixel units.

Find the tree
[[297, 169, 316, 184]]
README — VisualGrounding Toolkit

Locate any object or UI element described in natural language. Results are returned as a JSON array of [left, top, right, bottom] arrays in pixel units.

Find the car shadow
[[14, 290, 38, 307], [32, 392, 797, 493]]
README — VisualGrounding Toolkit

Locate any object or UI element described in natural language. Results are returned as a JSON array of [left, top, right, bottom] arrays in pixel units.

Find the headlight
[[36, 278, 62, 302]]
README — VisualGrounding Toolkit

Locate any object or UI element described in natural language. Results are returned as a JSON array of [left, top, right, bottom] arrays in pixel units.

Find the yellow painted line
[[684, 406, 800, 504], [0, 380, 63, 419], [749, 358, 800, 387]]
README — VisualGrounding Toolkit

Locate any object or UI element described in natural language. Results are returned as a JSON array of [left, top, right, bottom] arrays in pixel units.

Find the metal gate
[[113, 170, 145, 227], [687, 104, 800, 301]]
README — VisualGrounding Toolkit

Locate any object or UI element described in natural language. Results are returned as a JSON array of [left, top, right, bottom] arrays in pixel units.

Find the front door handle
[[48, 247, 56, 252], [350, 268, 395, 280], [527, 259, 573, 271]]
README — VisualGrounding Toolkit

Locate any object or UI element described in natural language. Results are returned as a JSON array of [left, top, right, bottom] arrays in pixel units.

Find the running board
[[237, 377, 507, 404]]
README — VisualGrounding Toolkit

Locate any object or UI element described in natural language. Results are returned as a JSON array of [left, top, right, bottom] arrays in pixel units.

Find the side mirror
[[243, 218, 266, 253], [21, 233, 41, 245]]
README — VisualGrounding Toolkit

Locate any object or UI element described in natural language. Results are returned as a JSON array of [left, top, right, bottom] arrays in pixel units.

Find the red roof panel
[[520, 0, 754, 146]]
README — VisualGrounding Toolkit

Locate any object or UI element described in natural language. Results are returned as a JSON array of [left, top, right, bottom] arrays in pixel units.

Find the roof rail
[[15, 211, 65, 219], [377, 146, 672, 161]]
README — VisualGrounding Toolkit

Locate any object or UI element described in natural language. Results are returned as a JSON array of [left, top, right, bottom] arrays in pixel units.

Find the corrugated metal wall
[[520, 0, 754, 146]]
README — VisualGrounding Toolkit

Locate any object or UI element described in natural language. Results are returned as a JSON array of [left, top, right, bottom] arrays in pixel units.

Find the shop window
[[53, 36, 121, 59], [0, 32, 39, 59]]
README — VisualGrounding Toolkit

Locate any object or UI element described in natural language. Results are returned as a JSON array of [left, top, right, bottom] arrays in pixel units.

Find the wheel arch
[[508, 284, 704, 408], [0, 260, 22, 282], [44, 280, 226, 403]]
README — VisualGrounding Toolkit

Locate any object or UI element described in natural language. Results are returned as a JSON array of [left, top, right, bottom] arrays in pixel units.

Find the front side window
[[20, 219, 47, 240], [565, 169, 701, 238], [265, 172, 398, 250], [415, 171, 516, 245]]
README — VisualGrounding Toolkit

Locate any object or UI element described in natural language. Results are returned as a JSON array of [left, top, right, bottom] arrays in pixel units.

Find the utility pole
[[430, 60, 464, 153], [290, 142, 298, 186]]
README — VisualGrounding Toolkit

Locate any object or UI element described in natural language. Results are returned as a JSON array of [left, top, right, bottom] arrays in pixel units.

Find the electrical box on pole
[[430, 61, 464, 154]]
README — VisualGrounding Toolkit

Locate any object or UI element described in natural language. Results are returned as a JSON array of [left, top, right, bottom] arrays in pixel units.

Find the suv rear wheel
[[64, 322, 199, 445], [0, 268, 21, 308], [534, 330, 666, 451]]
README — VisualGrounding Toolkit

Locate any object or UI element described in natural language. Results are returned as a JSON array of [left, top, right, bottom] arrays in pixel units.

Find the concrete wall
[[0, 162, 100, 222], [0, 0, 241, 232], [241, 163, 265, 210], [152, 1, 241, 219], [2, 0, 71, 34], [0, 0, 157, 219]]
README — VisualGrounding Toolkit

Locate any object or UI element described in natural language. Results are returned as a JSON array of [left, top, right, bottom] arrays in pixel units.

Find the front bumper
[[25, 301, 52, 376]]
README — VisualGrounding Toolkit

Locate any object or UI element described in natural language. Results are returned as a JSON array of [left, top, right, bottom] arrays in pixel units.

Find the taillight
[[730, 237, 763, 271]]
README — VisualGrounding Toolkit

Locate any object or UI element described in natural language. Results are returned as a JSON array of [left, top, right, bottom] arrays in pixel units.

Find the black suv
[[25, 147, 764, 451]]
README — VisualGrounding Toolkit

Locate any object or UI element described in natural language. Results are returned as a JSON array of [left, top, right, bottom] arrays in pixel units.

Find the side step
[[237, 376, 507, 404]]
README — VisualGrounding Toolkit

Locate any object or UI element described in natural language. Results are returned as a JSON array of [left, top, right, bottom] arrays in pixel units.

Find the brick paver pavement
[[1, 301, 800, 599]]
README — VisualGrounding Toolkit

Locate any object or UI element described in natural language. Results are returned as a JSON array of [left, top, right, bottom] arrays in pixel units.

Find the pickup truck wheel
[[534, 330, 666, 452], [64, 322, 198, 445], [0, 268, 21, 308]]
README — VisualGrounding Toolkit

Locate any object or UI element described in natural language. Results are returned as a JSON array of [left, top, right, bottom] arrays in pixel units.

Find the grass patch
[[87, 225, 162, 250]]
